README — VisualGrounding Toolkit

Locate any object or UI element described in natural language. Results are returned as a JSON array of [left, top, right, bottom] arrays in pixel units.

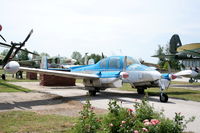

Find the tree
[[0, 49, 9, 56], [155, 44, 181, 71], [17, 48, 29, 60], [32, 51, 40, 59], [87, 53, 102, 63], [40, 52, 50, 57], [155, 45, 166, 69], [71, 51, 82, 65]]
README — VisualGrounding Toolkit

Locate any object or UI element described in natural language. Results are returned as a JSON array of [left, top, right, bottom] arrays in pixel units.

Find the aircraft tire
[[88, 90, 96, 96], [1, 74, 6, 80], [160, 93, 168, 102], [189, 78, 194, 83], [137, 88, 145, 94]]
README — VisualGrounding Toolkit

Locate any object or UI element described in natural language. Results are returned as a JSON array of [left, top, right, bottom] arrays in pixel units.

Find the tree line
[[0, 49, 105, 65]]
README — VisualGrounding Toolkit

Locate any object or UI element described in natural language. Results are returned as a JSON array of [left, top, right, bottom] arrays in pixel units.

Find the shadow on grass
[[0, 81, 31, 93]]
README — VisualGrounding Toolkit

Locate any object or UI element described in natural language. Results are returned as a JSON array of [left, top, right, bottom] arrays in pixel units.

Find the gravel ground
[[0, 82, 107, 116]]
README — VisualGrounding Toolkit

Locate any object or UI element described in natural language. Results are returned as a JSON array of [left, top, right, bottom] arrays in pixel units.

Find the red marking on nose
[[171, 74, 177, 79], [122, 72, 129, 78]]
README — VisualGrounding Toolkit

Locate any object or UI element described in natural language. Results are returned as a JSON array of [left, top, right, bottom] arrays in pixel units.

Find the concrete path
[[10, 82, 200, 133]]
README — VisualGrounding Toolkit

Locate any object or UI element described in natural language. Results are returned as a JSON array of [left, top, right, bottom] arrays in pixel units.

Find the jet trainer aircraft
[[4, 56, 179, 102]]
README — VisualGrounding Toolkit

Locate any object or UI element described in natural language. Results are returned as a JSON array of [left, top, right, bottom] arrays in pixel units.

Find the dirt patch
[[0, 91, 107, 117]]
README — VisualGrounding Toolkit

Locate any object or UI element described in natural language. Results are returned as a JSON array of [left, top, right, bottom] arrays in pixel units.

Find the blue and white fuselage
[[69, 56, 162, 89]]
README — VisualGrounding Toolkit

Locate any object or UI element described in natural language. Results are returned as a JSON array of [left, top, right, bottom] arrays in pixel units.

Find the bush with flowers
[[73, 99, 194, 133], [73, 100, 101, 133]]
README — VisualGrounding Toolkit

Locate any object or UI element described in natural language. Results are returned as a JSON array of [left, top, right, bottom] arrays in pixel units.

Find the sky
[[1, 0, 200, 63]]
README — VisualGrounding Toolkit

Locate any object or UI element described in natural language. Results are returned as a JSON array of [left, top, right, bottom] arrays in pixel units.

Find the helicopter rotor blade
[[0, 34, 6, 42], [22, 29, 33, 45]]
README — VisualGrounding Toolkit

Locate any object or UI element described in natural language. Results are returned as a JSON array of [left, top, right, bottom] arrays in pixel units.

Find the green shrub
[[73, 99, 194, 133], [102, 100, 137, 133], [134, 99, 161, 121], [73, 100, 100, 133]]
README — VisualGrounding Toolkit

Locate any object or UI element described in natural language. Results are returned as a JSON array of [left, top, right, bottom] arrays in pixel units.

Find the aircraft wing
[[19, 67, 99, 79], [177, 43, 200, 57], [151, 54, 175, 58]]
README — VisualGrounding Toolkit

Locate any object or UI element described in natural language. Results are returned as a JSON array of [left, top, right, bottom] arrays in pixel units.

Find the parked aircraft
[[0, 25, 38, 79], [152, 34, 200, 60], [152, 34, 200, 82], [4, 56, 183, 102]]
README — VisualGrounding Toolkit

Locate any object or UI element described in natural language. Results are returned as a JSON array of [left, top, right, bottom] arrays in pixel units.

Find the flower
[[143, 119, 149, 123], [121, 120, 126, 124], [144, 121, 152, 126], [142, 128, 148, 132], [109, 123, 113, 127], [133, 130, 139, 133], [128, 108, 133, 112], [150, 119, 160, 125]]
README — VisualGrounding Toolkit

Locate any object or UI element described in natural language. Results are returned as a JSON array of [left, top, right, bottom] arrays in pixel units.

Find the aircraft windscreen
[[127, 57, 140, 66]]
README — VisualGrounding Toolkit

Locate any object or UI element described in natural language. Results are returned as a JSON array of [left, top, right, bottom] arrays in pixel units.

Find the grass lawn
[[146, 87, 200, 102], [117, 83, 200, 102], [171, 81, 200, 85], [0, 111, 76, 133], [0, 80, 31, 92]]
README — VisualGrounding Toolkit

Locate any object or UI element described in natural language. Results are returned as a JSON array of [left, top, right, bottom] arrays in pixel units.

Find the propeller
[[120, 56, 129, 79], [123, 56, 127, 72]]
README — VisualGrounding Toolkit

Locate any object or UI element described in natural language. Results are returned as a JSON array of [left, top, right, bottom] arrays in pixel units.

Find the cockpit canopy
[[98, 56, 140, 69]]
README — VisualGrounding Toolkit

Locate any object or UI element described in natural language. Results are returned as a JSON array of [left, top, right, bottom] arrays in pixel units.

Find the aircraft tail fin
[[40, 56, 48, 69], [169, 34, 182, 54]]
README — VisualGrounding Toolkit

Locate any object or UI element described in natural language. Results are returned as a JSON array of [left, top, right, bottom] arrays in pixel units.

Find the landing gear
[[160, 93, 168, 102], [88, 90, 97, 96], [137, 87, 146, 94], [189, 78, 195, 83]]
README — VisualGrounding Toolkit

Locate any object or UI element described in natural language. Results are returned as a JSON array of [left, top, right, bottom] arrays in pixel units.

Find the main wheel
[[137, 88, 145, 94], [160, 93, 168, 102], [1, 74, 6, 80], [88, 90, 96, 96]]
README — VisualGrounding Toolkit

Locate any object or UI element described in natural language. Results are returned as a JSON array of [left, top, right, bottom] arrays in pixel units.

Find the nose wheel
[[160, 93, 168, 102]]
